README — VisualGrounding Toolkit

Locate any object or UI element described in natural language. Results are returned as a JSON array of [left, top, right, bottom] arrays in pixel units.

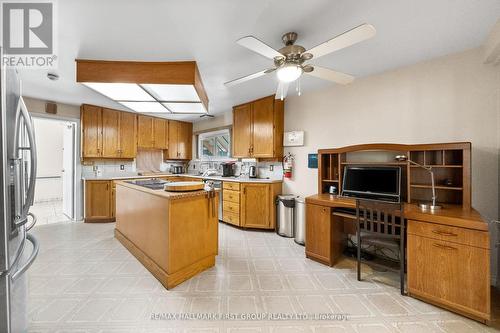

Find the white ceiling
[[19, 0, 500, 121]]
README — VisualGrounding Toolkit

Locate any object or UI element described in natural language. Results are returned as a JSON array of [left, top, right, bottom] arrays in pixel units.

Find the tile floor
[[27, 221, 497, 333], [30, 199, 71, 226]]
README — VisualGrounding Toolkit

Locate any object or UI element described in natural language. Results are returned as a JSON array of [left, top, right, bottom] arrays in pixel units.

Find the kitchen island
[[114, 180, 219, 289]]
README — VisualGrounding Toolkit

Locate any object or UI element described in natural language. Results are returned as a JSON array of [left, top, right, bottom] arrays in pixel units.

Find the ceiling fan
[[224, 24, 376, 99]]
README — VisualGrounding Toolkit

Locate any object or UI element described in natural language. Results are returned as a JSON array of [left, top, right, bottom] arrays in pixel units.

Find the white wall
[[24, 98, 84, 220], [282, 47, 500, 284], [33, 118, 65, 202]]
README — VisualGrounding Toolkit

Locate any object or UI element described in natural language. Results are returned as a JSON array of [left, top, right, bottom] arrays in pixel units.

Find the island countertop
[[114, 180, 218, 200]]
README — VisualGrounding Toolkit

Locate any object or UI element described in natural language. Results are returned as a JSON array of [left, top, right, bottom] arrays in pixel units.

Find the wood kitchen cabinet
[[241, 183, 271, 229], [81, 104, 102, 158], [166, 120, 192, 160], [137, 115, 154, 148], [119, 111, 138, 158], [407, 220, 490, 322], [81, 104, 137, 159], [232, 95, 284, 159], [221, 182, 281, 230], [233, 103, 252, 158], [138, 115, 169, 149], [101, 108, 120, 158], [153, 118, 168, 149], [84, 180, 113, 222]]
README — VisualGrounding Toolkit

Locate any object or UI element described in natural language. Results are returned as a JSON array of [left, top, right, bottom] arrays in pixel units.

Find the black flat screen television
[[341, 166, 401, 202]]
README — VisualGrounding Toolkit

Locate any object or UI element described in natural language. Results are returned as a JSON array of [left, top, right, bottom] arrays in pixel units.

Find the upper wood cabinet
[[101, 108, 120, 158], [233, 104, 252, 157], [81, 104, 102, 158], [81, 104, 137, 159], [81, 104, 192, 160], [137, 115, 154, 148], [232, 95, 284, 159], [166, 120, 192, 160], [153, 118, 168, 149], [138, 115, 169, 150], [119, 111, 137, 158]]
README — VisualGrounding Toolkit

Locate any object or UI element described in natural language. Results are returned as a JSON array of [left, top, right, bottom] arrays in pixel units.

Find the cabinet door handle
[[432, 230, 457, 237], [432, 243, 457, 251]]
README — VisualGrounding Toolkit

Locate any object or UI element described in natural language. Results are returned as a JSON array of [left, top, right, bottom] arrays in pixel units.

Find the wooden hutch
[[306, 142, 490, 324]]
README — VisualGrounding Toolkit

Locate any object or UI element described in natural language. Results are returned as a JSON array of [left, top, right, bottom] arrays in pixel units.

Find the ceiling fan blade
[[237, 36, 284, 60], [224, 68, 274, 87], [275, 81, 289, 100], [305, 24, 376, 59], [307, 66, 354, 85]]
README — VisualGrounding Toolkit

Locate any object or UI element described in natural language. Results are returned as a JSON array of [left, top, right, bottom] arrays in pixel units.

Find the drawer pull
[[432, 243, 457, 251], [432, 230, 458, 237]]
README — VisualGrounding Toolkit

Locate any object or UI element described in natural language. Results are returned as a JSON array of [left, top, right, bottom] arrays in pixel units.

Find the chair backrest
[[356, 199, 404, 238]]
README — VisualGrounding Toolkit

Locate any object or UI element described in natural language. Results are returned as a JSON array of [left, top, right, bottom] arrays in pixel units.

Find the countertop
[[115, 180, 219, 200], [82, 173, 283, 183]]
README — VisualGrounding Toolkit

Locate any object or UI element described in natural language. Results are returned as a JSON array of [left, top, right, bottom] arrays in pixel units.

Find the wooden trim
[[84, 217, 115, 223], [408, 289, 490, 323], [233, 94, 275, 108], [193, 125, 232, 135], [76, 60, 209, 110], [318, 142, 471, 154]]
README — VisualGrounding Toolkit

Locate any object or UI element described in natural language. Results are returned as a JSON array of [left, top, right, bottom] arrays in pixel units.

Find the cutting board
[[164, 181, 205, 192]]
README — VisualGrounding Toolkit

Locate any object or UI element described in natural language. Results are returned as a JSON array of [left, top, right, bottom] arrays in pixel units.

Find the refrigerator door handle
[[26, 212, 37, 231], [11, 233, 39, 281], [13, 97, 37, 225]]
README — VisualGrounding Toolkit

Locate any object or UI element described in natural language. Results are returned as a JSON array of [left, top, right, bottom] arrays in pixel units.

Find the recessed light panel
[[142, 84, 201, 102], [162, 102, 207, 114], [83, 83, 154, 101], [119, 102, 170, 113]]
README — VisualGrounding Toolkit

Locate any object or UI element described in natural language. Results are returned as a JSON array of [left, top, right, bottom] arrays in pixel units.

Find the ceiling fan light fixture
[[276, 64, 302, 83]]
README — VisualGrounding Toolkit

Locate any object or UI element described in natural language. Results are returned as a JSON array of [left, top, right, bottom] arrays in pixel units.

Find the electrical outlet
[[92, 166, 98, 171], [120, 165, 125, 170], [269, 165, 274, 171]]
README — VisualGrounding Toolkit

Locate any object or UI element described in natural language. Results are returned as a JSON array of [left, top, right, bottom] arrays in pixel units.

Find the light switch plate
[[284, 131, 304, 147]]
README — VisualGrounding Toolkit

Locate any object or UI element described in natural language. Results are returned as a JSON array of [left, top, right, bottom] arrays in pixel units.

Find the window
[[198, 129, 231, 159]]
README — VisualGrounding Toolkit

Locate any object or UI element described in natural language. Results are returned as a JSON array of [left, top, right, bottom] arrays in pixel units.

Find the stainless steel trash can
[[276, 195, 295, 237], [294, 197, 305, 245]]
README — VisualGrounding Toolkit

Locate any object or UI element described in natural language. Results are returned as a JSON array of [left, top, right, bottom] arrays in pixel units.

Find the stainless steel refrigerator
[[0, 48, 39, 333]]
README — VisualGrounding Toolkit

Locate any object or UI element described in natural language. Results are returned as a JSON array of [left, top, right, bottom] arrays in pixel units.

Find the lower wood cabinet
[[84, 180, 114, 222], [222, 181, 281, 229], [407, 220, 490, 322], [240, 183, 271, 229]]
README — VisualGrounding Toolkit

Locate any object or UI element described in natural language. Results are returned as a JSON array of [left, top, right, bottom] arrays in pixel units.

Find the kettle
[[249, 165, 257, 178]]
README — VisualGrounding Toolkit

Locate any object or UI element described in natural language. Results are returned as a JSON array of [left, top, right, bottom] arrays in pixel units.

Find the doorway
[[30, 116, 77, 225]]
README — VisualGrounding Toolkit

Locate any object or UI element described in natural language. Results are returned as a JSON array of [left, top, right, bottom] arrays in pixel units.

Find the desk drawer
[[223, 182, 240, 191], [223, 201, 240, 214], [223, 190, 240, 203], [223, 211, 240, 226], [407, 220, 489, 249]]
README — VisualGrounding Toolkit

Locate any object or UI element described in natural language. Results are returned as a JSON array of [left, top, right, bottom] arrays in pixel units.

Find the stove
[[127, 178, 168, 190]]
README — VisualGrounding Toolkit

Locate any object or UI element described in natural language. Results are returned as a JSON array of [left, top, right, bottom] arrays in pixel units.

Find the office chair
[[355, 199, 405, 295]]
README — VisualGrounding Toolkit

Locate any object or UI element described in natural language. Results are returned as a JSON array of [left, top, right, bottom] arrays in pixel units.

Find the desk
[[305, 194, 491, 323]]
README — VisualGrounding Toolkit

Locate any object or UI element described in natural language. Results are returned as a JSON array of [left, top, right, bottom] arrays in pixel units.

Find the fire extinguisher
[[283, 153, 294, 179]]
